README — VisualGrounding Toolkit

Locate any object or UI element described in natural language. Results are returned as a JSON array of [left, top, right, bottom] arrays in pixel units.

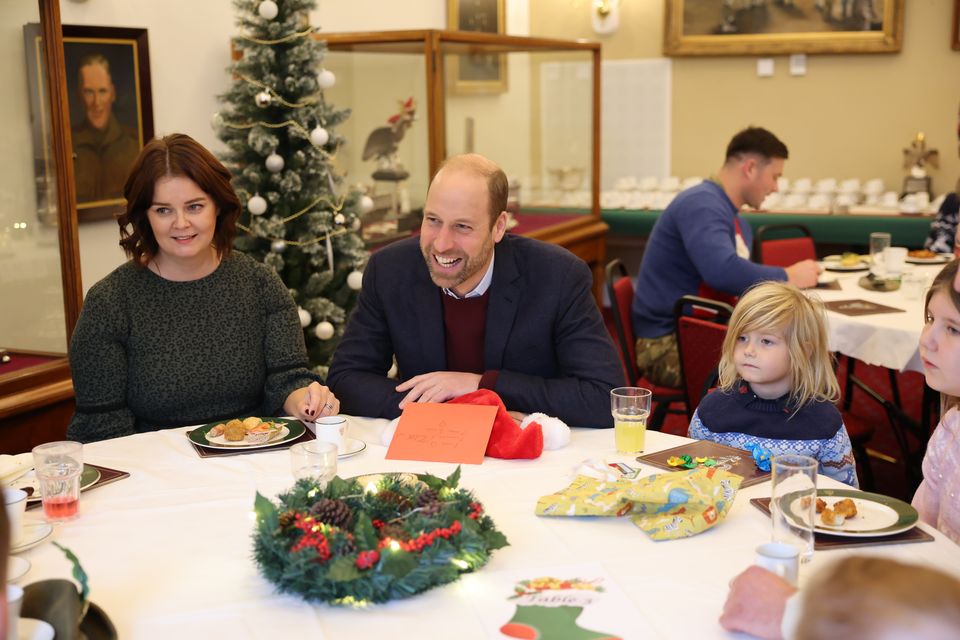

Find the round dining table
[[813, 261, 950, 373], [12, 417, 960, 639]]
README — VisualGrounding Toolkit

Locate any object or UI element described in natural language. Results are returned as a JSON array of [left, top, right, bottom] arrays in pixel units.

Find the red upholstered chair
[[752, 223, 816, 267], [604, 259, 684, 431], [673, 295, 735, 422]]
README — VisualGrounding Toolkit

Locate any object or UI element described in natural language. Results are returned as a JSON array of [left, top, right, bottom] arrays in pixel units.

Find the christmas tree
[[214, 0, 370, 375]]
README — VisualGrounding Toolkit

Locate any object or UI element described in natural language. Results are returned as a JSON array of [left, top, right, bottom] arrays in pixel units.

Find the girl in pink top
[[913, 258, 960, 544]]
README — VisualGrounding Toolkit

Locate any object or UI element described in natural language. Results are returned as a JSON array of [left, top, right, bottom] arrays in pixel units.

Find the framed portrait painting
[[24, 24, 153, 223], [663, 0, 905, 57], [446, 0, 508, 94]]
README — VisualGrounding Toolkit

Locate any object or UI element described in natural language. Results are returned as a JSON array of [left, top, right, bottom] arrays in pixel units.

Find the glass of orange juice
[[611, 387, 652, 454]]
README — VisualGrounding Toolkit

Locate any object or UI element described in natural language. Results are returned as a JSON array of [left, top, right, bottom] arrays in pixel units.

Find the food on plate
[[833, 498, 858, 518], [819, 497, 858, 527], [207, 417, 282, 444], [907, 249, 937, 259], [820, 507, 845, 527], [840, 252, 862, 267]]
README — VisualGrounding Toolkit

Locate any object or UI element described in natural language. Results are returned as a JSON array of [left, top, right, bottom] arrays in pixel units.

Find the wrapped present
[[535, 467, 742, 541]]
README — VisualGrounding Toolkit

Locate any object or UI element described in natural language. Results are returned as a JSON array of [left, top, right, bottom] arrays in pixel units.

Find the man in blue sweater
[[631, 127, 820, 388]]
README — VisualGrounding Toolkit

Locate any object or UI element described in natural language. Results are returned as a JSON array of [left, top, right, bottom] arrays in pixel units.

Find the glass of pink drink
[[32, 441, 83, 521]]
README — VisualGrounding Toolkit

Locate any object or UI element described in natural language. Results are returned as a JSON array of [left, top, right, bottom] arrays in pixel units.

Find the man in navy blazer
[[327, 153, 622, 427]]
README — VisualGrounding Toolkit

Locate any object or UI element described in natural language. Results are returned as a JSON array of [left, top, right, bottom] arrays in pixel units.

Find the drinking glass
[[610, 387, 652, 454], [290, 441, 338, 485], [869, 232, 891, 277], [32, 441, 83, 521], [770, 454, 817, 563]]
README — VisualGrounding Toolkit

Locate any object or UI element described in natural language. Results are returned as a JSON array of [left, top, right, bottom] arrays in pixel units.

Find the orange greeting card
[[385, 403, 497, 464]]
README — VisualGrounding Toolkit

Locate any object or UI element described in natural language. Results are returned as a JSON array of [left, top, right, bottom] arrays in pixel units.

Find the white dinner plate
[[188, 418, 306, 451], [783, 489, 918, 538], [204, 425, 289, 447], [823, 261, 869, 272], [18, 618, 55, 640], [905, 253, 952, 264], [7, 555, 30, 582], [338, 437, 366, 459], [10, 523, 54, 554]]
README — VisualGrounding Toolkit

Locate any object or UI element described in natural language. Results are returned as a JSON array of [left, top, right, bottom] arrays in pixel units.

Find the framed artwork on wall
[[446, 0, 507, 94], [663, 0, 905, 56], [24, 24, 153, 223], [953, 0, 959, 50]]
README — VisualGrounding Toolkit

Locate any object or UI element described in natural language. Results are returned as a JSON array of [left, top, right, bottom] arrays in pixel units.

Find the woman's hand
[[284, 382, 340, 421]]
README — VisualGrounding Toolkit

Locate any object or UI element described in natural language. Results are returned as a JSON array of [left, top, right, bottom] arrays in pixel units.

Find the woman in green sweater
[[67, 134, 339, 443]]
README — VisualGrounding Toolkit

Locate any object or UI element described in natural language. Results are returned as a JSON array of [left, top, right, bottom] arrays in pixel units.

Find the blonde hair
[[795, 556, 960, 640], [718, 281, 839, 407], [925, 258, 960, 414]]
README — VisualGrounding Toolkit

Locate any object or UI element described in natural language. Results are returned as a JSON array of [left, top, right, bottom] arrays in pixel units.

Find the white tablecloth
[[14, 419, 960, 639], [813, 263, 946, 372]]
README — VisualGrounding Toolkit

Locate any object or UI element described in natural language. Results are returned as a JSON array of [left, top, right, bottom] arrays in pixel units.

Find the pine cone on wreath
[[419, 501, 443, 518], [377, 489, 413, 512], [415, 489, 438, 507], [379, 523, 408, 542], [310, 498, 353, 529], [277, 509, 298, 533]]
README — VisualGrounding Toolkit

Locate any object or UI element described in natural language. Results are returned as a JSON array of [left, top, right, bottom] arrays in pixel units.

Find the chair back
[[674, 295, 735, 421], [753, 224, 816, 268], [605, 259, 638, 385]]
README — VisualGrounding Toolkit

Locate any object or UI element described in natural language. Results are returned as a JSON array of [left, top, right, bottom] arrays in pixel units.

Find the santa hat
[[448, 389, 570, 459]]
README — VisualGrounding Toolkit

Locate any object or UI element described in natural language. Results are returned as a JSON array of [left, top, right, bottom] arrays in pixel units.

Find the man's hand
[[719, 566, 797, 640], [784, 259, 821, 289], [396, 371, 482, 408]]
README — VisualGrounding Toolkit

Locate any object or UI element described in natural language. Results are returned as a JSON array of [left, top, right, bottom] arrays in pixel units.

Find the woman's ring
[[324, 403, 334, 410]]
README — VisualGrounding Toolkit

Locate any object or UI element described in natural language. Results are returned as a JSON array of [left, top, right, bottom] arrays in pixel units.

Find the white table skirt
[[813, 263, 946, 372], [14, 418, 960, 639]]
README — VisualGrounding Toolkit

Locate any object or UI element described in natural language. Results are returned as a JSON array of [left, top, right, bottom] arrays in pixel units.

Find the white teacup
[[755, 542, 799, 586], [313, 416, 346, 452], [3, 487, 27, 546], [6, 583, 23, 640], [884, 246, 908, 277]]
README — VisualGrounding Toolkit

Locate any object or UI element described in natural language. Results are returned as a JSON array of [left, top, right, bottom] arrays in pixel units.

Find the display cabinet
[[0, 0, 81, 451], [319, 30, 608, 298]]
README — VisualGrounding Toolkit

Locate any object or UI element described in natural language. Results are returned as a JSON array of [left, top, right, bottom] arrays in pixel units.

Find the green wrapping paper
[[535, 467, 743, 540]]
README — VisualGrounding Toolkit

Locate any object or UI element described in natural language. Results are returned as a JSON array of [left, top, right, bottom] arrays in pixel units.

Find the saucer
[[18, 618, 55, 640], [7, 556, 31, 582], [10, 523, 53, 554], [339, 437, 366, 459]]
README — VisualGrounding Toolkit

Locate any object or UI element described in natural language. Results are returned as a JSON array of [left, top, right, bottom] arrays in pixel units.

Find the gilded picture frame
[[446, 0, 508, 94], [663, 0, 905, 57], [24, 24, 154, 223]]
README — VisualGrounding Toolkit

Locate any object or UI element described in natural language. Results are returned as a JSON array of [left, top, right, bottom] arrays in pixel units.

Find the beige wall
[[531, 0, 960, 194]]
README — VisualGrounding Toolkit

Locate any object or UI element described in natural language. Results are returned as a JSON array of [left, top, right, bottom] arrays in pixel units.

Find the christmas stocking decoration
[[500, 578, 621, 640]]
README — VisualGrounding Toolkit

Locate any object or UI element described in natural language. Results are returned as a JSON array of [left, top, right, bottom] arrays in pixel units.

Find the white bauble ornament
[[351, 218, 362, 231], [247, 195, 267, 215], [271, 239, 287, 253], [309, 126, 329, 146], [255, 90, 272, 108], [210, 112, 224, 131], [347, 269, 363, 290], [314, 321, 335, 340], [360, 195, 374, 213], [298, 307, 311, 328], [334, 213, 346, 225], [258, 0, 279, 20], [317, 69, 336, 89], [265, 153, 284, 173]]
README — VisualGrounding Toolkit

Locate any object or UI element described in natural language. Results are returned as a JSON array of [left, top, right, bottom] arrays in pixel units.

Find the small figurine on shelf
[[362, 97, 416, 181], [902, 132, 939, 196]]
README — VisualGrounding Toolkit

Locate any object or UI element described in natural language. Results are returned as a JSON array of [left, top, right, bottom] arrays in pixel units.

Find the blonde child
[[912, 258, 960, 544], [688, 281, 858, 487]]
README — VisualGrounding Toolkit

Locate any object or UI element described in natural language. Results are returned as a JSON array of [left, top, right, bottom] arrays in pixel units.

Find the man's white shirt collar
[[442, 253, 495, 299]]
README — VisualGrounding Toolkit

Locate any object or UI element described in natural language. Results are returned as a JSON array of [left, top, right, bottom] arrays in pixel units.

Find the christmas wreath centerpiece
[[253, 467, 508, 605]]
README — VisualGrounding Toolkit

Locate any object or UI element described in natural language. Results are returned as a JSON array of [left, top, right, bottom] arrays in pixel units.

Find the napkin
[[0, 453, 33, 485], [535, 467, 743, 540]]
